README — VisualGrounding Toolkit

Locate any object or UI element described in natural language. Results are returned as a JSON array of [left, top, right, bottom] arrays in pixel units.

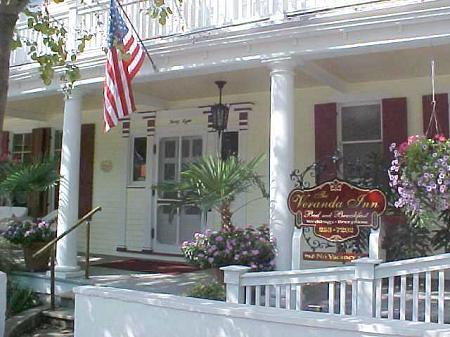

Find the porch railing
[[33, 206, 102, 310], [222, 253, 450, 324], [11, 0, 403, 67]]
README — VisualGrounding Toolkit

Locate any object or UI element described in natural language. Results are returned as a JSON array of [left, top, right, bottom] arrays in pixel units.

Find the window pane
[[342, 105, 381, 141], [192, 139, 202, 157], [164, 163, 176, 181], [343, 142, 382, 179], [133, 137, 147, 182], [54, 130, 63, 151], [221, 132, 238, 159], [182, 139, 190, 158], [164, 140, 176, 158], [23, 133, 32, 151], [12, 134, 23, 152], [179, 206, 202, 244]]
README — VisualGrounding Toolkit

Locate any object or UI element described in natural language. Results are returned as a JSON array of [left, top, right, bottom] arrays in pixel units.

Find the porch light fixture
[[211, 81, 230, 137]]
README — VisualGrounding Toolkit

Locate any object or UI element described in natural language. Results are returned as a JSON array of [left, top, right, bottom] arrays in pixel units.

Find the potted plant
[[388, 135, 450, 220], [182, 225, 276, 283], [155, 155, 268, 230], [2, 219, 54, 271]]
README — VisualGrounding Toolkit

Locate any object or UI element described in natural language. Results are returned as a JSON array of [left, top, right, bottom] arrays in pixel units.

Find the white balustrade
[[223, 253, 450, 325], [10, 0, 390, 67]]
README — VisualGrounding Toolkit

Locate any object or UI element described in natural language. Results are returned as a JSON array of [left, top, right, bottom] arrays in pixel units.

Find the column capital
[[263, 57, 296, 75]]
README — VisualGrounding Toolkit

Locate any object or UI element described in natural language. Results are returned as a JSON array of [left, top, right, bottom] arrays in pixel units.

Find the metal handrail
[[32, 206, 102, 310], [33, 206, 102, 258]]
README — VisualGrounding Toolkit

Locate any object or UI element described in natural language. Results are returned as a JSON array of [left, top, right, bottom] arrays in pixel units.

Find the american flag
[[103, 0, 145, 132]]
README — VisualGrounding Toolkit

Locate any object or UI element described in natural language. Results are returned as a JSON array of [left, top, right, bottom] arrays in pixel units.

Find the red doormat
[[95, 258, 199, 275]]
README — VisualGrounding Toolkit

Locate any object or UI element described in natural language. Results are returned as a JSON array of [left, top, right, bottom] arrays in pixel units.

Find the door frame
[[151, 111, 209, 254]]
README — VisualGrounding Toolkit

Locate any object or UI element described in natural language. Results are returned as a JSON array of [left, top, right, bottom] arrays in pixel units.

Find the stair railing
[[33, 206, 102, 310]]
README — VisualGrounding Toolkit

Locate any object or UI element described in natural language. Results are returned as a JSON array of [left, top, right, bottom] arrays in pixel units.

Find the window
[[12, 133, 32, 163], [132, 137, 147, 182], [54, 130, 63, 158], [221, 131, 239, 160], [340, 104, 383, 179]]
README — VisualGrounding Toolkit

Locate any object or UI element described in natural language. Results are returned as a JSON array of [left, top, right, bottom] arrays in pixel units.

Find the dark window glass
[[133, 137, 147, 182], [342, 105, 381, 141], [221, 132, 239, 160]]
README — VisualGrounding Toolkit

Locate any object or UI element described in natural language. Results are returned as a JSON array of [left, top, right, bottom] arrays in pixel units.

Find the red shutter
[[28, 128, 52, 217], [0, 131, 9, 159], [423, 93, 449, 138], [382, 97, 408, 155], [314, 103, 337, 183], [79, 124, 95, 218]]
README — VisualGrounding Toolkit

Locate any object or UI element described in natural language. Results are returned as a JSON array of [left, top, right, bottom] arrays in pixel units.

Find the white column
[[56, 90, 83, 275], [354, 258, 382, 317], [268, 60, 295, 270]]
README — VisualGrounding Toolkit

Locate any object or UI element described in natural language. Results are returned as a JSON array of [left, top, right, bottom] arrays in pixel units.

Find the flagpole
[[115, 0, 158, 72]]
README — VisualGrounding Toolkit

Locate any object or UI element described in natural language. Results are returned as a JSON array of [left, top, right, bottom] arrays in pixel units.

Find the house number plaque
[[288, 179, 386, 243]]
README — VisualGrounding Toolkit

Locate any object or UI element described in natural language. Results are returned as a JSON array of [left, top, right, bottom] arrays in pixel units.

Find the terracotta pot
[[23, 242, 51, 272], [211, 268, 224, 284]]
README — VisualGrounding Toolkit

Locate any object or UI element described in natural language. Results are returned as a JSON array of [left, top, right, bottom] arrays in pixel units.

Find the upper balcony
[[10, 0, 427, 68]]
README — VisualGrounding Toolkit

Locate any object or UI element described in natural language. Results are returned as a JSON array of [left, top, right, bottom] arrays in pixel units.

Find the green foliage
[[431, 210, 450, 253], [6, 282, 40, 318], [187, 282, 225, 301], [155, 155, 267, 227], [148, 0, 181, 25], [18, 8, 91, 90], [0, 237, 16, 273], [0, 160, 59, 205]]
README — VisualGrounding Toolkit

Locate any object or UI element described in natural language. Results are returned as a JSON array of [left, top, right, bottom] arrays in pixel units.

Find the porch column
[[268, 59, 295, 270], [56, 89, 82, 275]]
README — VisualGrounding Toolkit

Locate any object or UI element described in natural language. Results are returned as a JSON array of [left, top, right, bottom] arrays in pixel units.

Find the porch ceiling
[[315, 45, 450, 83]]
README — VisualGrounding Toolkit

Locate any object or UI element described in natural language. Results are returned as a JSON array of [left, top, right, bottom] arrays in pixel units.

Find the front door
[[153, 135, 204, 253]]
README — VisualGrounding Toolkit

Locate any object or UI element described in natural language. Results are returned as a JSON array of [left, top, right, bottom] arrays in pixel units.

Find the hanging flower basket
[[388, 134, 450, 216]]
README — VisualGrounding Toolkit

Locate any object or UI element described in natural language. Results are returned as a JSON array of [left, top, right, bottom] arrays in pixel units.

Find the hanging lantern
[[211, 81, 229, 136]]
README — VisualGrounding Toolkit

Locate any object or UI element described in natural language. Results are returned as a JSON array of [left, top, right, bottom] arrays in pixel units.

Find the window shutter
[[0, 131, 9, 158], [423, 93, 449, 138], [314, 103, 337, 183], [79, 124, 95, 218], [382, 97, 408, 155], [28, 128, 52, 217]]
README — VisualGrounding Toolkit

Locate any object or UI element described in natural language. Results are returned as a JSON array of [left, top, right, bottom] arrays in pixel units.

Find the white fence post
[[221, 265, 251, 304], [354, 258, 382, 318], [0, 272, 6, 337]]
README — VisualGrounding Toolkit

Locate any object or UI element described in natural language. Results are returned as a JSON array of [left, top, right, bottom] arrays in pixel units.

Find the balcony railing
[[9, 0, 401, 67]]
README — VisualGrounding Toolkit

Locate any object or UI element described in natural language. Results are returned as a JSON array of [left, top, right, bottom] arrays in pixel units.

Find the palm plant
[[155, 155, 268, 230], [0, 159, 59, 206]]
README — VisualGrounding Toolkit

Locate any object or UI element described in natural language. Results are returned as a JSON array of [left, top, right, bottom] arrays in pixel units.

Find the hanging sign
[[288, 179, 386, 242]]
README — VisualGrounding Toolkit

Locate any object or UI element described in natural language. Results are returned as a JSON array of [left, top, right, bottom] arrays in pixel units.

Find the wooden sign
[[288, 179, 386, 242]]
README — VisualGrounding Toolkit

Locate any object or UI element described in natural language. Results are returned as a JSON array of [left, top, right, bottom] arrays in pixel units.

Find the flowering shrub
[[182, 225, 276, 271], [388, 134, 450, 216], [2, 219, 54, 246]]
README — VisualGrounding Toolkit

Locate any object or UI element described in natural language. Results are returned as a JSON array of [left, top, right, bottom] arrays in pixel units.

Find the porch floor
[[10, 253, 215, 296]]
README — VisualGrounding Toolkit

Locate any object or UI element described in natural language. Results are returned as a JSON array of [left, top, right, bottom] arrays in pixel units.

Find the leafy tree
[[155, 155, 268, 230], [0, 0, 181, 134]]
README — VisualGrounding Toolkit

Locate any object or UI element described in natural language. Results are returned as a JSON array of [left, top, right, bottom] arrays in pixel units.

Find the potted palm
[[155, 155, 268, 230]]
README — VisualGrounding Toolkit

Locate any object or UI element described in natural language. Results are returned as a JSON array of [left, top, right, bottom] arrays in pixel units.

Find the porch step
[[41, 308, 74, 330], [21, 322, 74, 337]]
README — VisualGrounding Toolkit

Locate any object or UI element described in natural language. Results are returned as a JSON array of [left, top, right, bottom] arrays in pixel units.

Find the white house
[[5, 0, 450, 275]]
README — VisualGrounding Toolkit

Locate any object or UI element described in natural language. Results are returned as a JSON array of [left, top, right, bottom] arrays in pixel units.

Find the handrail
[[33, 206, 102, 258], [31, 206, 102, 311]]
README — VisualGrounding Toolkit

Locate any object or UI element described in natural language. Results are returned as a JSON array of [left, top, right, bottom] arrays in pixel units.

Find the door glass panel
[[164, 140, 176, 158], [156, 205, 177, 244], [179, 206, 202, 244], [182, 139, 190, 158], [164, 163, 176, 181]]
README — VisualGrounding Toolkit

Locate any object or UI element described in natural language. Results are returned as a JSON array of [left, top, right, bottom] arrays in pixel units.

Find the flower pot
[[23, 242, 51, 272], [211, 268, 224, 284]]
